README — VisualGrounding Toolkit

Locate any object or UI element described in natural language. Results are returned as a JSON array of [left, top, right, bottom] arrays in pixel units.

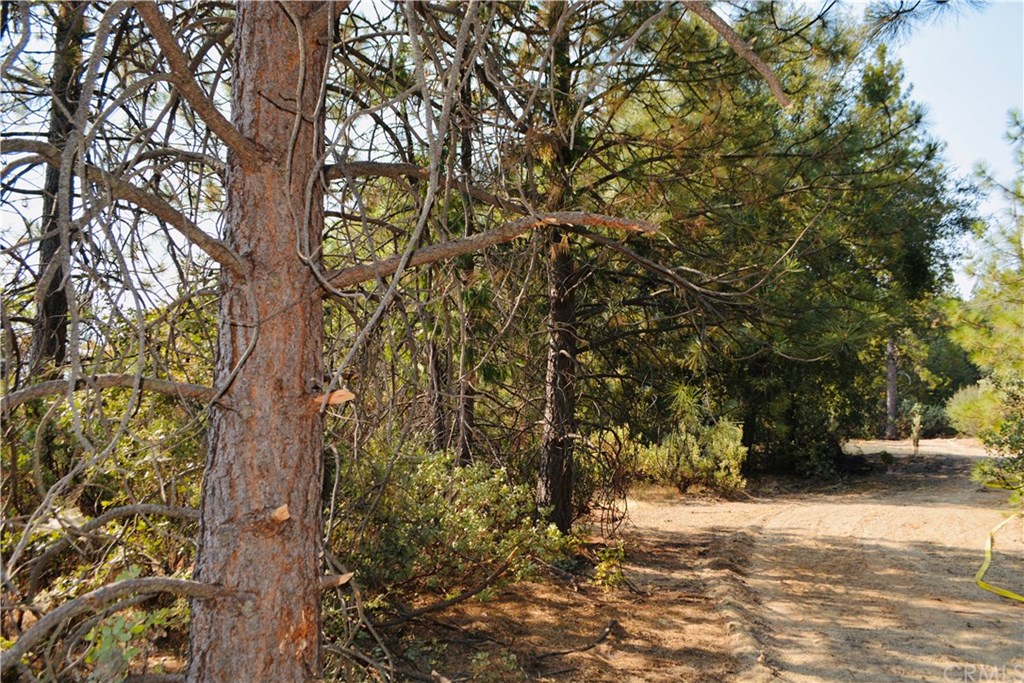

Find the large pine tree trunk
[[187, 4, 327, 681]]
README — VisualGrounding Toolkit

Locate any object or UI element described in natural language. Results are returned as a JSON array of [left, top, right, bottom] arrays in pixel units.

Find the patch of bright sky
[[888, 0, 1024, 294], [892, 0, 1023, 199]]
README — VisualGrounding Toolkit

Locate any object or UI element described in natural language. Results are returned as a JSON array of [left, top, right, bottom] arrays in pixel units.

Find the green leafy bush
[[636, 419, 747, 493], [946, 381, 1005, 436], [899, 399, 951, 438], [326, 446, 568, 607], [591, 542, 627, 590], [971, 378, 1024, 507], [84, 608, 171, 683]]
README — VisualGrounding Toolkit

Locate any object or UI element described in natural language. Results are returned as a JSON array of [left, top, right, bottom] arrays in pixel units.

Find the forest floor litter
[[418, 439, 1023, 682]]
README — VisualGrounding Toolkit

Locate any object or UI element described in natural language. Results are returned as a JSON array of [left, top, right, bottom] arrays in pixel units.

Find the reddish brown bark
[[186, 3, 328, 681]]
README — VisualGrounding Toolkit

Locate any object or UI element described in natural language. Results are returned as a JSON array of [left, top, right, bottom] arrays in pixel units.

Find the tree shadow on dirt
[[630, 526, 1023, 683], [400, 535, 740, 682], [745, 453, 1014, 511]]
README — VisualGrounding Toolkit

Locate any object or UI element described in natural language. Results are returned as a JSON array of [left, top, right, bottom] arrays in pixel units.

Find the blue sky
[[893, 0, 1024, 191], [890, 0, 1023, 293]]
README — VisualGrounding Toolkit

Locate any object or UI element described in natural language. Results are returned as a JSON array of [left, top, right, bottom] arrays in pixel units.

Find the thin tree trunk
[[456, 374, 475, 464], [456, 72, 476, 465], [537, 4, 576, 533], [17, 2, 84, 516], [885, 337, 898, 440], [537, 228, 577, 533], [30, 1, 83, 378], [428, 337, 449, 452], [187, 4, 327, 681]]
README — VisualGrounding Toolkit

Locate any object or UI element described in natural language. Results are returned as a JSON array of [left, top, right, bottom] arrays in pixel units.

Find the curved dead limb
[[1, 140, 246, 278], [323, 211, 657, 293], [133, 2, 271, 166], [2, 374, 216, 413], [534, 619, 619, 661], [0, 578, 242, 676], [26, 504, 200, 596], [682, 1, 792, 108]]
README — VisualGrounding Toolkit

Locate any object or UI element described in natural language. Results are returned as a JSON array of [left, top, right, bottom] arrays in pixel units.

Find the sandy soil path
[[627, 439, 1024, 683]]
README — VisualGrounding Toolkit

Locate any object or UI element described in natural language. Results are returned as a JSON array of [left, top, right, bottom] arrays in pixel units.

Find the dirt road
[[628, 439, 1024, 683]]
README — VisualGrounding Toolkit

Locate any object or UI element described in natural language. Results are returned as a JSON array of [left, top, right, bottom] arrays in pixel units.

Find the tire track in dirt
[[627, 440, 1024, 683]]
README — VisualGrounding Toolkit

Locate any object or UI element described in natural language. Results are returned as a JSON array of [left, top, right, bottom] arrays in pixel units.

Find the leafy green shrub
[[946, 381, 1005, 436], [636, 419, 747, 493], [972, 378, 1024, 507], [326, 446, 567, 608], [468, 650, 527, 682], [591, 542, 627, 590], [899, 399, 951, 438], [84, 608, 171, 683]]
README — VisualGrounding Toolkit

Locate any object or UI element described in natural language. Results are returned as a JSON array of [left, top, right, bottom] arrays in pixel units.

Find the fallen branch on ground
[[378, 548, 519, 628], [533, 619, 619, 661]]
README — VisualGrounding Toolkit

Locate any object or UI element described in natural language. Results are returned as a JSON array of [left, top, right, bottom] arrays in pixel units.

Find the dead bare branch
[[2, 374, 216, 413], [133, 2, 271, 166], [1, 140, 246, 277], [683, 1, 792, 108], [323, 211, 657, 293], [26, 504, 200, 596], [324, 161, 527, 213]]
